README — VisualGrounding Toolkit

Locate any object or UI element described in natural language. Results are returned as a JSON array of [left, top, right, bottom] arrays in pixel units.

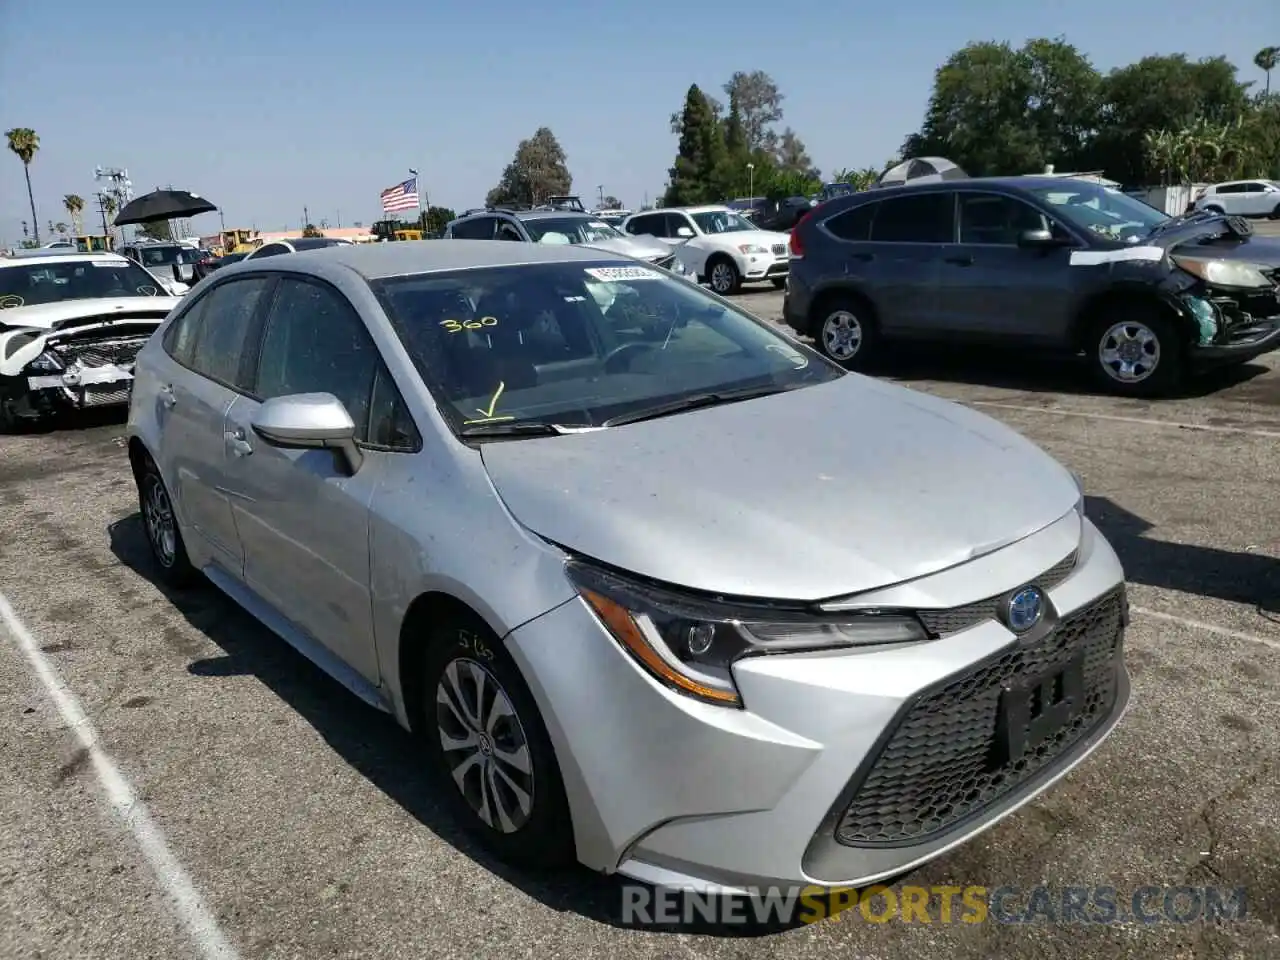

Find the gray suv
[[444, 208, 692, 277], [784, 177, 1280, 396]]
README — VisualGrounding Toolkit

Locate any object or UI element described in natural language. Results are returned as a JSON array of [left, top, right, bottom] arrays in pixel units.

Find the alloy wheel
[[710, 262, 736, 294], [822, 310, 864, 361], [142, 475, 177, 567], [435, 658, 534, 834], [1098, 321, 1160, 384]]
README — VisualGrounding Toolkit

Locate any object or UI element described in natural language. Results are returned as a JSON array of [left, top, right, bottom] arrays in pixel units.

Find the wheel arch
[[809, 283, 881, 331], [1068, 283, 1196, 352]]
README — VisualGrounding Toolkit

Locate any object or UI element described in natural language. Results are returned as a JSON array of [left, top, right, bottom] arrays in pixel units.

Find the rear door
[[934, 191, 1079, 343], [152, 275, 274, 574], [859, 192, 953, 336]]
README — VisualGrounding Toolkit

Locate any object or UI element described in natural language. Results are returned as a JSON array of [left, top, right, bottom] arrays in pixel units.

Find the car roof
[[222, 238, 624, 281], [0, 251, 129, 266], [640, 205, 731, 215]]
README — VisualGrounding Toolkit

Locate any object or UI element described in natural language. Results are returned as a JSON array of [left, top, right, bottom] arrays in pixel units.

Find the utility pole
[[303, 206, 310, 226], [597, 185, 604, 208]]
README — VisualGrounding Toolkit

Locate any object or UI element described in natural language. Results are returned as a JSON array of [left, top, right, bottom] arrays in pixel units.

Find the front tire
[[1089, 307, 1185, 397], [1270, 202, 1280, 221], [421, 615, 575, 867], [136, 456, 198, 587], [771, 277, 787, 289], [812, 296, 879, 369]]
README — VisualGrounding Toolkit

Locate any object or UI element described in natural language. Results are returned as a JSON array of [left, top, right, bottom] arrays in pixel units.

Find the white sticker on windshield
[[584, 266, 662, 282], [1068, 247, 1165, 266], [588, 222, 610, 229]]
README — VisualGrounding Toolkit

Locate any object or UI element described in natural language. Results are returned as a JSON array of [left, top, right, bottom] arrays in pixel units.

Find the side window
[[253, 278, 379, 442], [1243, 182, 1266, 193], [957, 193, 1046, 245], [1215, 184, 1243, 194], [368, 365, 421, 451], [626, 215, 659, 237], [162, 297, 207, 366], [869, 194, 955, 243], [824, 203, 875, 241], [670, 214, 696, 237], [451, 217, 494, 240], [187, 277, 273, 388], [495, 220, 524, 242]]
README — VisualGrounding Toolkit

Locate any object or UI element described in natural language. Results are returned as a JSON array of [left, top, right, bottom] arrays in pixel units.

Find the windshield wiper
[[459, 421, 604, 438], [602, 384, 791, 427], [1147, 209, 1222, 237]]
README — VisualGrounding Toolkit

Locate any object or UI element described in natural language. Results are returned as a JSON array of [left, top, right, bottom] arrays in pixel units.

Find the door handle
[[944, 255, 975, 266], [159, 384, 176, 408], [224, 428, 254, 457]]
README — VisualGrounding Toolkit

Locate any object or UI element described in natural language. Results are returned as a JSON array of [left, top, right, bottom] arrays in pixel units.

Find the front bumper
[[506, 512, 1128, 892], [1189, 319, 1280, 368], [739, 249, 790, 282]]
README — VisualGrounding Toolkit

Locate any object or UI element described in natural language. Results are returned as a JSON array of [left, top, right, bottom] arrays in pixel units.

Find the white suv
[[621, 205, 791, 295], [1192, 180, 1280, 219]]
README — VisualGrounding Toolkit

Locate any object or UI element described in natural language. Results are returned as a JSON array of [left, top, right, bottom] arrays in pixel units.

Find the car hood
[[480, 376, 1080, 601], [583, 236, 675, 261], [0, 296, 181, 331], [1167, 232, 1280, 266], [714, 229, 790, 248]]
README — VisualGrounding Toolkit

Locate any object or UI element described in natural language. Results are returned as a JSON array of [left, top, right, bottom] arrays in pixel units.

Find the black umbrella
[[876, 157, 968, 187], [114, 189, 218, 226]]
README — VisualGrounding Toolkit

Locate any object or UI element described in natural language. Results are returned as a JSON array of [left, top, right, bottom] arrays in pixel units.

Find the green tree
[[417, 206, 456, 234], [723, 70, 784, 153], [1090, 54, 1251, 183], [139, 220, 173, 241], [711, 92, 752, 198], [6, 127, 40, 245], [486, 127, 572, 207], [601, 195, 621, 209], [665, 85, 724, 206], [1255, 46, 1280, 96], [774, 128, 820, 180], [902, 39, 1099, 176], [63, 194, 84, 235]]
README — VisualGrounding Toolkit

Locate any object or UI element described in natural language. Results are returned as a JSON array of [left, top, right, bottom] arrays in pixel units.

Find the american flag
[[380, 177, 419, 213]]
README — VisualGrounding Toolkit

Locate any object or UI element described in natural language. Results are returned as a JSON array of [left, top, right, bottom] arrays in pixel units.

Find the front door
[[219, 275, 384, 682], [935, 192, 1077, 344]]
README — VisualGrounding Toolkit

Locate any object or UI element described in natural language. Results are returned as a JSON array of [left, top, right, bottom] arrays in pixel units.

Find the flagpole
[[409, 168, 421, 232]]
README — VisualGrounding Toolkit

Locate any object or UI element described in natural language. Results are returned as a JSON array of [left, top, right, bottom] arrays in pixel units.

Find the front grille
[[79, 384, 132, 407], [833, 589, 1125, 847], [918, 551, 1077, 636], [53, 336, 148, 368], [771, 243, 788, 257]]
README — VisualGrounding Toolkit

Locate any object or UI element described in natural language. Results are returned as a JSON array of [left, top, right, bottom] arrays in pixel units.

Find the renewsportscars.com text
[[621, 884, 1249, 926]]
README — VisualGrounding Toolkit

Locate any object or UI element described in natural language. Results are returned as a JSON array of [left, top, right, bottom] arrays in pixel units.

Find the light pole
[[597, 184, 604, 209], [747, 163, 755, 200]]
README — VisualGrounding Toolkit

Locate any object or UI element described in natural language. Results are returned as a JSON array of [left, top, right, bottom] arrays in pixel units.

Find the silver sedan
[[126, 240, 1130, 893]]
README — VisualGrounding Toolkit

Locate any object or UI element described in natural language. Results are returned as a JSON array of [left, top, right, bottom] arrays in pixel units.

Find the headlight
[[1172, 256, 1273, 289], [567, 561, 928, 708], [737, 243, 768, 255], [27, 351, 63, 373]]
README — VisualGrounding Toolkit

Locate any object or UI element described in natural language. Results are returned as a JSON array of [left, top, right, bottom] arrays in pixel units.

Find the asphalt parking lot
[[3, 238, 1280, 958]]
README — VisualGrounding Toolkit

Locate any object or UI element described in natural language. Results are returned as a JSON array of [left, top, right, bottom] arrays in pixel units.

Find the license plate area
[[993, 652, 1086, 766]]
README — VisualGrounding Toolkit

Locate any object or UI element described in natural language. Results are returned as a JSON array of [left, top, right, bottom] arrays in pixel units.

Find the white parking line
[[0, 591, 241, 960], [966, 401, 1280, 440], [1132, 604, 1280, 652]]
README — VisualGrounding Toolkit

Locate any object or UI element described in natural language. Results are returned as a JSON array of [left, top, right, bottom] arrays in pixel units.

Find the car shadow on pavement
[[1087, 496, 1280, 614], [107, 511, 806, 937], [873, 344, 1269, 400]]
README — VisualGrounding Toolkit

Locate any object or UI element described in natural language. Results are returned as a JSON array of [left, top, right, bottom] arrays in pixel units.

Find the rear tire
[[706, 256, 741, 296], [136, 456, 198, 588], [811, 294, 879, 370], [1270, 202, 1280, 221], [420, 613, 575, 868], [1088, 305, 1186, 397]]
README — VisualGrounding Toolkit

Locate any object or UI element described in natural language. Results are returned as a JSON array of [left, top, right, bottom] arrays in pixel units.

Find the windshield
[[525, 218, 625, 245], [0, 259, 168, 309], [1025, 183, 1169, 243], [690, 210, 756, 234], [372, 260, 840, 432], [136, 246, 202, 267]]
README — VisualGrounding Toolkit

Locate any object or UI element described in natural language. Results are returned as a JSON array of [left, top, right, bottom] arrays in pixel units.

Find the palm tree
[[1256, 46, 1280, 97], [64, 194, 84, 235], [100, 193, 117, 242], [6, 127, 41, 245]]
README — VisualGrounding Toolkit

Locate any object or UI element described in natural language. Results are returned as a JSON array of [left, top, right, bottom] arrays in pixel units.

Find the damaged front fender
[[0, 327, 50, 377]]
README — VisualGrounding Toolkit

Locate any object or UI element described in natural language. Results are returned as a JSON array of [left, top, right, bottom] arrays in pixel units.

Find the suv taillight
[[789, 211, 813, 257]]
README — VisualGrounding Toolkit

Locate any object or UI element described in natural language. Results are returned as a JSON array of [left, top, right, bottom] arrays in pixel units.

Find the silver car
[[126, 241, 1130, 892]]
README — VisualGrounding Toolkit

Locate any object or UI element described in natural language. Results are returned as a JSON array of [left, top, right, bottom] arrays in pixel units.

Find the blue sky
[[2, 0, 1276, 244]]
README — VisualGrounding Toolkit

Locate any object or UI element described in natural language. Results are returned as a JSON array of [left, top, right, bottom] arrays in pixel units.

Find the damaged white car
[[0, 252, 182, 429]]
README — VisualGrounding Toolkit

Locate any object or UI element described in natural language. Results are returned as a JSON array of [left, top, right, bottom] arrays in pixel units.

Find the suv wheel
[[1089, 308, 1184, 397], [814, 297, 878, 369], [706, 257, 741, 296], [1270, 202, 1280, 221], [421, 615, 574, 866]]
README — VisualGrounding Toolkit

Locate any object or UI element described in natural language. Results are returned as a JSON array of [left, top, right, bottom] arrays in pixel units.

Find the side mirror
[[251, 392, 364, 474], [676, 226, 695, 238], [1017, 228, 1057, 248]]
